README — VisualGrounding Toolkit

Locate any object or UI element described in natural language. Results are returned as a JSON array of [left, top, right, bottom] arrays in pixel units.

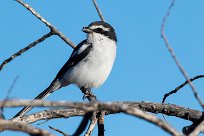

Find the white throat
[[87, 32, 115, 44]]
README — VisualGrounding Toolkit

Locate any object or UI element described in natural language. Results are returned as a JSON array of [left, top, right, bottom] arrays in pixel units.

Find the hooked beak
[[82, 27, 92, 33]]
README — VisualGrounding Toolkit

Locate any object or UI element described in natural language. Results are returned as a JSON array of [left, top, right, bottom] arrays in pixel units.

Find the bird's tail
[[13, 81, 60, 118]]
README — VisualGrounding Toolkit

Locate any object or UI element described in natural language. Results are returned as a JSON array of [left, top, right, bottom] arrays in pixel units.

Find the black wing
[[13, 40, 93, 118], [51, 40, 93, 83]]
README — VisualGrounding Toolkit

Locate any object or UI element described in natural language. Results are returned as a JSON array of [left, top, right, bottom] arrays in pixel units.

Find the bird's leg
[[79, 87, 99, 136], [80, 86, 97, 102]]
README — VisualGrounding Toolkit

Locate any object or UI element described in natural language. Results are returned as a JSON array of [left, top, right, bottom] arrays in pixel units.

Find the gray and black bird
[[14, 21, 117, 117]]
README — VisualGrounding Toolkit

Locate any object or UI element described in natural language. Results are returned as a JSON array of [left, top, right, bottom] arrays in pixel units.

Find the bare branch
[[161, 0, 204, 109], [0, 119, 54, 136], [162, 75, 204, 103], [0, 100, 183, 135], [1, 0, 77, 71], [97, 111, 105, 136], [49, 126, 69, 136], [101, 103, 181, 136], [13, 103, 202, 134], [92, 0, 105, 22], [85, 112, 98, 136], [0, 32, 53, 71], [11, 109, 86, 124], [7, 101, 203, 124], [16, 0, 76, 49]]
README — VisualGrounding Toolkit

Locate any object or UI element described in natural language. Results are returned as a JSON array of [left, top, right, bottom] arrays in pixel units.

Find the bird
[[14, 21, 117, 118]]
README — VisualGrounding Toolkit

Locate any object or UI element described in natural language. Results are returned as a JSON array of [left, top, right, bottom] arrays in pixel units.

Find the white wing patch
[[71, 43, 89, 57]]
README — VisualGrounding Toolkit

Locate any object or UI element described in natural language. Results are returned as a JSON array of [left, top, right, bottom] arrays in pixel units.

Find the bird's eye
[[96, 28, 103, 32]]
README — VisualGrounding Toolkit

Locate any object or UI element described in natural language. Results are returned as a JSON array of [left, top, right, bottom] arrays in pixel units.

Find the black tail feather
[[13, 82, 57, 118]]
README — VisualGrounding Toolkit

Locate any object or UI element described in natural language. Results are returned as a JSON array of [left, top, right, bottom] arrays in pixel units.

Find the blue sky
[[1, 0, 204, 136]]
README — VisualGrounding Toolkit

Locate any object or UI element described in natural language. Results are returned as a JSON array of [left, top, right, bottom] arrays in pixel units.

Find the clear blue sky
[[1, 0, 204, 136]]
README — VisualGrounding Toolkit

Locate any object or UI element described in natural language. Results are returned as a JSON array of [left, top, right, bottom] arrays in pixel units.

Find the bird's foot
[[80, 87, 97, 101]]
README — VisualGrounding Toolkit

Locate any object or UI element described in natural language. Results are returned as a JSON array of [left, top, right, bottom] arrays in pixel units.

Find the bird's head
[[82, 21, 117, 43]]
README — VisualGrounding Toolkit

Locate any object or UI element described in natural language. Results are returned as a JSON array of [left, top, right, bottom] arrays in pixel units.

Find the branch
[[0, 32, 53, 71], [162, 75, 204, 103], [1, 100, 184, 135], [11, 109, 86, 124], [102, 103, 181, 136], [85, 112, 98, 136], [49, 126, 69, 136], [7, 101, 203, 124], [1, 76, 19, 119], [0, 119, 54, 136], [0, 0, 77, 71], [16, 0, 76, 49], [92, 0, 105, 22], [9, 101, 204, 135], [97, 111, 105, 136], [161, 0, 204, 109]]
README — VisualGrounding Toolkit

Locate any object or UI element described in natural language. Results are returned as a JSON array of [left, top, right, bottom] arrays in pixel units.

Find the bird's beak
[[82, 27, 92, 33]]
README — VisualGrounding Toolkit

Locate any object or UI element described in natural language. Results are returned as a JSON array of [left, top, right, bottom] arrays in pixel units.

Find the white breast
[[64, 33, 116, 89]]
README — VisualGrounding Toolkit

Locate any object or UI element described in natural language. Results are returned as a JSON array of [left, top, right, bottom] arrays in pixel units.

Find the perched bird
[[14, 21, 117, 117]]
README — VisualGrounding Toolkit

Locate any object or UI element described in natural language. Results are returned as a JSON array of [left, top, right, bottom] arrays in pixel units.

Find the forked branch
[[160, 0, 204, 109]]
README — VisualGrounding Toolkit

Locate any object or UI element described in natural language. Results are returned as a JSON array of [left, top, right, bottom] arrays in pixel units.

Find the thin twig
[[160, 0, 204, 109], [85, 112, 98, 136], [162, 75, 204, 103], [92, 0, 105, 22], [1, 0, 77, 71], [0, 32, 53, 71], [0, 76, 19, 119], [4, 76, 19, 100], [49, 126, 69, 136], [0, 119, 54, 136], [16, 0, 76, 49]]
